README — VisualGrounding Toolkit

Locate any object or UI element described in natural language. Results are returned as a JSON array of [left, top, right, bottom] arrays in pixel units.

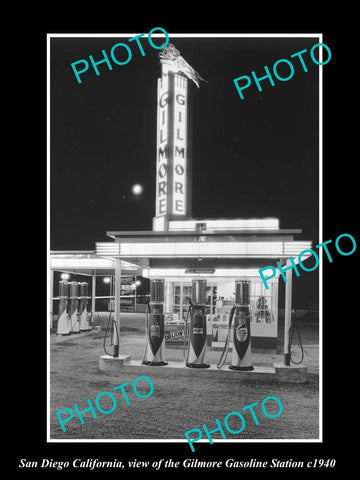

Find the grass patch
[[50, 329, 319, 441]]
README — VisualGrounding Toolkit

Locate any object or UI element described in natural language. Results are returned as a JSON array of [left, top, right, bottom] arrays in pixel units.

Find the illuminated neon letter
[[175, 146, 185, 158], [158, 181, 166, 195]]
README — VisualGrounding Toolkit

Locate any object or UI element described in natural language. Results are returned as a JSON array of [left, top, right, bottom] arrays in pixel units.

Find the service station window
[[250, 282, 275, 324], [173, 282, 217, 319]]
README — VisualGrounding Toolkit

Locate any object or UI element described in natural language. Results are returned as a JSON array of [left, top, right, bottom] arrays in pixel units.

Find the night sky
[[50, 34, 323, 305]]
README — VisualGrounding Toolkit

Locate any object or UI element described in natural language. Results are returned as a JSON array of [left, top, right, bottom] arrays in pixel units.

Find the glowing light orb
[[132, 184, 143, 195]]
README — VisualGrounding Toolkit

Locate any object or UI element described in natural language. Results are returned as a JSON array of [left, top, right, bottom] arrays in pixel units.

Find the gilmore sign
[[156, 72, 188, 218]]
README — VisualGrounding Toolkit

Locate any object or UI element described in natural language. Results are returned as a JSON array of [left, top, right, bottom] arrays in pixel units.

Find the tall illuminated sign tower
[[153, 43, 205, 231]]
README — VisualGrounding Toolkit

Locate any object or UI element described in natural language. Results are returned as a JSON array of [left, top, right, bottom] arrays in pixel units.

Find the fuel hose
[[216, 305, 236, 369]]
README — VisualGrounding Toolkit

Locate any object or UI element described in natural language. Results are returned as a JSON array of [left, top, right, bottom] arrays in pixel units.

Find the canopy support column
[[284, 258, 293, 366], [113, 258, 122, 357]]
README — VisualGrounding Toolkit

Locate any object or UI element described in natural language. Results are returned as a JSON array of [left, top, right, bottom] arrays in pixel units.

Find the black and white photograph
[[12, 21, 357, 476], [49, 32, 321, 442]]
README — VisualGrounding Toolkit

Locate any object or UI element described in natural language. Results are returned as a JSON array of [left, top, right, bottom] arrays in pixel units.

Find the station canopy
[[89, 218, 313, 278], [50, 251, 141, 277]]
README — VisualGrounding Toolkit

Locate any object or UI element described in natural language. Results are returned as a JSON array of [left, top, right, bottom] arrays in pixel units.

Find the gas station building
[[50, 57, 314, 364], [50, 215, 312, 355]]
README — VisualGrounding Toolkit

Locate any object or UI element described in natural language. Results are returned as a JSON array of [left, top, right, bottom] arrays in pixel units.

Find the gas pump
[[56, 280, 70, 335], [79, 282, 91, 331], [185, 279, 210, 368], [69, 281, 80, 333], [217, 280, 253, 371], [142, 279, 168, 366]]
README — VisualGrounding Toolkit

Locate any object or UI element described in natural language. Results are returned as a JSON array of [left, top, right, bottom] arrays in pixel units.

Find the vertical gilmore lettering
[[173, 88, 187, 214], [156, 80, 169, 215]]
